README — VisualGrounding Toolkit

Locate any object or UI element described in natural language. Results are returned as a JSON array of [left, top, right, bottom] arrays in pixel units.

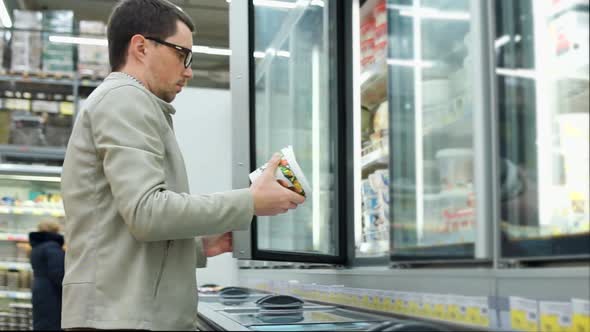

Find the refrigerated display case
[[496, 0, 590, 260], [231, 0, 348, 264], [233, 0, 588, 265]]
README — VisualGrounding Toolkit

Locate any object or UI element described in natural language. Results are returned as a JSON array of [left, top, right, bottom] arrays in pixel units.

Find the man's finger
[[285, 189, 305, 205], [262, 153, 282, 176], [277, 179, 291, 188]]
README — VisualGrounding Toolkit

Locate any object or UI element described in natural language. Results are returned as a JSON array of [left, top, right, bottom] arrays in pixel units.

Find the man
[[60, 0, 305, 330]]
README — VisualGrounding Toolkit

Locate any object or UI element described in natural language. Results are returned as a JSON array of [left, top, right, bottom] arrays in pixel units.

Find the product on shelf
[[6, 272, 18, 290], [360, 170, 390, 252], [435, 148, 474, 191], [557, 113, 590, 231], [42, 11, 75, 75], [549, 7, 589, 68], [361, 106, 373, 143], [373, 0, 387, 64], [360, 18, 376, 71], [45, 113, 73, 147], [8, 114, 45, 146], [0, 110, 8, 145], [372, 101, 389, 140], [11, 10, 42, 74], [78, 21, 110, 78], [31, 100, 59, 114]]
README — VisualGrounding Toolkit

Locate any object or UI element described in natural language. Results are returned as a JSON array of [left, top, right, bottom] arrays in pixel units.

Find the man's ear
[[129, 34, 148, 62]]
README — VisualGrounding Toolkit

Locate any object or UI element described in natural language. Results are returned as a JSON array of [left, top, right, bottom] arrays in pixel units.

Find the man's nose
[[183, 66, 193, 80]]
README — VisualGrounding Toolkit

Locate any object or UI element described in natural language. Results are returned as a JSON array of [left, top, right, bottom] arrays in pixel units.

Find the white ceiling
[[5, 0, 231, 88]]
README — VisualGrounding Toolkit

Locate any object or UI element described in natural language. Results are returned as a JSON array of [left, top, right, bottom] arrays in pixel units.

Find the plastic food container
[[435, 149, 474, 190], [250, 146, 312, 199]]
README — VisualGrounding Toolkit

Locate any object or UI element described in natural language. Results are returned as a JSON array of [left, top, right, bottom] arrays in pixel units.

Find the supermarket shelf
[[0, 74, 74, 86], [361, 61, 388, 109], [0, 145, 66, 165], [0, 234, 28, 242], [0, 163, 62, 177], [0, 262, 31, 272], [0, 290, 31, 300], [0, 206, 64, 218], [9, 303, 32, 310]]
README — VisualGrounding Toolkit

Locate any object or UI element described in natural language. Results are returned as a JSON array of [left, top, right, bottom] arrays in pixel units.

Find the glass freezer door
[[387, 0, 484, 260], [231, 0, 345, 263], [496, 0, 590, 260]]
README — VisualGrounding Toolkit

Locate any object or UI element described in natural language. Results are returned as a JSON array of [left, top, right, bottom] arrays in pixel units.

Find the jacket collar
[[105, 72, 177, 115], [29, 232, 64, 247]]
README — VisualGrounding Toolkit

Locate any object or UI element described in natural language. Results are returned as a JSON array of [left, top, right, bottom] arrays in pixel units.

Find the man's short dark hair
[[107, 0, 195, 71]]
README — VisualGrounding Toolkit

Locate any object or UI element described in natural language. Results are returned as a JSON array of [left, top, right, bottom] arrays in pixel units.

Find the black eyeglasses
[[145, 36, 193, 68]]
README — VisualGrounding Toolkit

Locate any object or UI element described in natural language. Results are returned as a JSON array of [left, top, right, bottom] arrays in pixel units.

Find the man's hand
[[250, 153, 305, 216], [203, 232, 233, 258]]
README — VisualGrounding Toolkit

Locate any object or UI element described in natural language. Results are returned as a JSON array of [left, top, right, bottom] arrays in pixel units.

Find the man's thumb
[[263, 153, 282, 176]]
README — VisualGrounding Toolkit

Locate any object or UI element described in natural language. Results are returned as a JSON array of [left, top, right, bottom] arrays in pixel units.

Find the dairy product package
[[249, 146, 311, 198]]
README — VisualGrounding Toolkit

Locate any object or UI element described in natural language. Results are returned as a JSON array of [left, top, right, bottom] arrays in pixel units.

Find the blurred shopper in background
[[29, 220, 64, 331]]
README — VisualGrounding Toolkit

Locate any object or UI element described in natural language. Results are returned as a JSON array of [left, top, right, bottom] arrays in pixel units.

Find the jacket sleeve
[[195, 238, 207, 268], [46, 244, 65, 287], [91, 85, 254, 242]]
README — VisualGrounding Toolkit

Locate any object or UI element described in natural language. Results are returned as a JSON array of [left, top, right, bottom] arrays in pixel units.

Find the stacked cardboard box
[[11, 10, 42, 73], [78, 20, 109, 77], [42, 11, 75, 75]]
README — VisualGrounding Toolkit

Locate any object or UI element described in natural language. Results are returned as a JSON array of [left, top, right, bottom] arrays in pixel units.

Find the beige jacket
[[61, 72, 254, 330]]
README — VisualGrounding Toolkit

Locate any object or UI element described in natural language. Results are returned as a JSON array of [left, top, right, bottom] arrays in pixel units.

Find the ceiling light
[[49, 35, 108, 46], [253, 0, 298, 9], [399, 7, 470, 21], [277, 50, 290, 57], [0, 0, 13, 28], [387, 58, 435, 68], [49, 35, 232, 57], [192, 45, 232, 56]]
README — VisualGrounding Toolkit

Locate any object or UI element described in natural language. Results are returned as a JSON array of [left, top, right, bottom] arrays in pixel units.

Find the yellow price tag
[[372, 296, 382, 311], [540, 301, 573, 332], [408, 301, 421, 316], [465, 306, 490, 327], [540, 314, 569, 332], [511, 309, 539, 332], [12, 208, 24, 215], [572, 314, 590, 332], [447, 304, 463, 322], [433, 303, 447, 320], [422, 302, 434, 318], [360, 295, 368, 307], [394, 299, 408, 314], [60, 102, 74, 115], [383, 297, 395, 313]]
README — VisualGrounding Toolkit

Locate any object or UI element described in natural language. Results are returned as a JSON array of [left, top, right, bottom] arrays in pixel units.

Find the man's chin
[[164, 93, 177, 103]]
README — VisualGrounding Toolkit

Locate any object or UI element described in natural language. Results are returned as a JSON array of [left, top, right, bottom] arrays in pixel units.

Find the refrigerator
[[230, 0, 590, 265]]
